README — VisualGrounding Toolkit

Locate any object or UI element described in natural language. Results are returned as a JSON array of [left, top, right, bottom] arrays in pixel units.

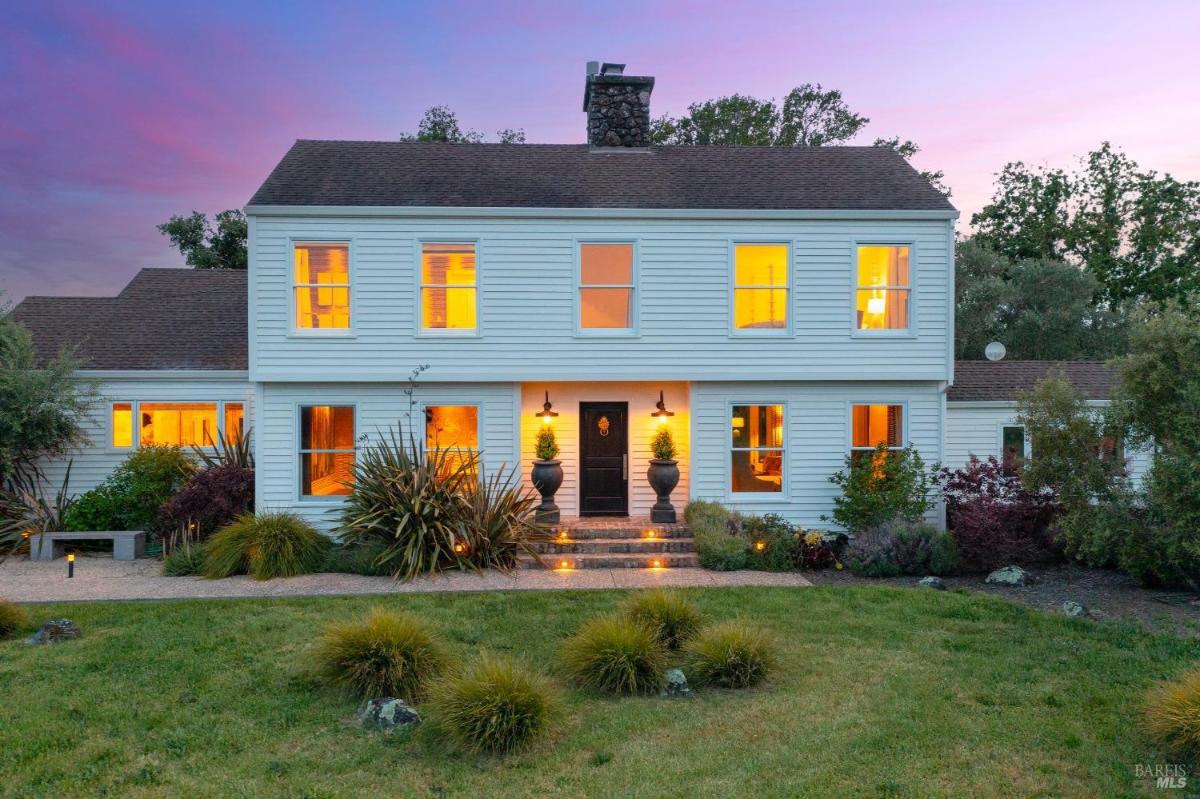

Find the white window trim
[[850, 240, 917, 338], [726, 400, 789, 501], [110, 400, 243, 451], [847, 401, 910, 458], [574, 239, 640, 337], [729, 241, 794, 337], [416, 239, 481, 337], [289, 240, 355, 337], [296, 403, 357, 501]]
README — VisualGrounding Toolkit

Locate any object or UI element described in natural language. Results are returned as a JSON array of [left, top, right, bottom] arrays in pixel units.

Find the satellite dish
[[985, 341, 1007, 362]]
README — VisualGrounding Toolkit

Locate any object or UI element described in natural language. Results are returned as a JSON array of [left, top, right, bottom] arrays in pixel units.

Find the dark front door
[[579, 402, 628, 516]]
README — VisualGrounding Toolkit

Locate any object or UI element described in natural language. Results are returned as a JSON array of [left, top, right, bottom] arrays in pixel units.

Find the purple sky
[[3, 0, 1198, 303]]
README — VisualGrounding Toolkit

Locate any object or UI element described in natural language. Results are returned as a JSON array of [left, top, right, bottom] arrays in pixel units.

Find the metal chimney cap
[[600, 62, 626, 75]]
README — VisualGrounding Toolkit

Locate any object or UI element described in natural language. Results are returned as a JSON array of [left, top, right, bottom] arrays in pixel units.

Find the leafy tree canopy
[[400, 105, 526, 144], [649, 83, 948, 196], [955, 239, 1129, 360], [1110, 305, 1200, 450], [972, 143, 1200, 304], [157, 210, 247, 270]]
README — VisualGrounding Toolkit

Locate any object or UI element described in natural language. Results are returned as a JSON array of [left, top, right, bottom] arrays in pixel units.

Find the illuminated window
[[421, 243, 476, 331], [851, 404, 903, 467], [856, 245, 910, 331], [730, 404, 784, 493], [295, 243, 350, 329], [225, 403, 245, 443], [579, 243, 634, 331], [139, 403, 218, 447], [1001, 425, 1026, 466], [300, 406, 355, 497], [425, 405, 479, 474], [733, 244, 789, 331], [112, 403, 133, 448]]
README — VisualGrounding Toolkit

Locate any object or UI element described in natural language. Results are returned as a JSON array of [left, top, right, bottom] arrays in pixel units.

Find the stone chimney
[[583, 61, 654, 148]]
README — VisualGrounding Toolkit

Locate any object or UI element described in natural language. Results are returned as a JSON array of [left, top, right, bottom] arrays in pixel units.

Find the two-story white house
[[15, 63, 962, 535]]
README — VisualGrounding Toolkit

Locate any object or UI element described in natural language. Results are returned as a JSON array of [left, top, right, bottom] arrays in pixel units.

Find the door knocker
[[598, 416, 610, 437]]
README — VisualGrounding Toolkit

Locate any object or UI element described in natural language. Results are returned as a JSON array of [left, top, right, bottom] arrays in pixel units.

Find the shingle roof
[[948, 361, 1115, 402], [9, 269, 247, 371], [248, 141, 956, 212]]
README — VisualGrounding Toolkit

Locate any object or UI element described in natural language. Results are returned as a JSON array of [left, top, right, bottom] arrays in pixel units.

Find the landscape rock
[[26, 619, 80, 645], [985, 566, 1029, 587], [661, 668, 692, 698], [1061, 601, 1090, 618], [918, 576, 946, 591], [356, 698, 421, 732]]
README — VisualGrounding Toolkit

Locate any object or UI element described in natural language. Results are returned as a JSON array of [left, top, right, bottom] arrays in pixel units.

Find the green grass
[[0, 586, 1196, 798]]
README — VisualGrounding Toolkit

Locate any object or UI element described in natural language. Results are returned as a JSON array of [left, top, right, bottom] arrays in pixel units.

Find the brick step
[[529, 537, 696, 554], [544, 526, 690, 541], [519, 552, 700, 570]]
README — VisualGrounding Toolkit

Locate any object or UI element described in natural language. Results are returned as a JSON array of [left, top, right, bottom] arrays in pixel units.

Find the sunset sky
[[3, 0, 1198, 303]]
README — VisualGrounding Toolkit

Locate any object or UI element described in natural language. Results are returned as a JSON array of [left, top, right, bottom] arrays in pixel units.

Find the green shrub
[[825, 444, 937, 532], [314, 610, 450, 701], [846, 520, 957, 578], [337, 427, 547, 580], [684, 621, 776, 689], [686, 500, 746, 571], [927, 530, 960, 576], [535, 426, 558, 460], [622, 589, 704, 650], [0, 599, 29, 639], [650, 428, 676, 460], [433, 655, 559, 755], [1143, 668, 1200, 764], [65, 446, 194, 538], [324, 540, 392, 576], [845, 524, 901, 578], [562, 614, 666, 695], [162, 542, 204, 577], [203, 512, 329, 580]]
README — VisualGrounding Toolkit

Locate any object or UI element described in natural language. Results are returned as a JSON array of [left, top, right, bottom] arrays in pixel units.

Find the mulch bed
[[806, 563, 1200, 638]]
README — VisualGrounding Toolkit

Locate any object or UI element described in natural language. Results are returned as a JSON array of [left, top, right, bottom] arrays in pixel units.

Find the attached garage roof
[[9, 269, 247, 371], [248, 141, 956, 212], [949, 360, 1115, 402]]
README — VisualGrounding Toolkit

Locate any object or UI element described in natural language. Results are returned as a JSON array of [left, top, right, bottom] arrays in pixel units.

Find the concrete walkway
[[0, 556, 811, 604]]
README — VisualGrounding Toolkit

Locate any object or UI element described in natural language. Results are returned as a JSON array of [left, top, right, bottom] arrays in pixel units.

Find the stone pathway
[[0, 556, 811, 604]]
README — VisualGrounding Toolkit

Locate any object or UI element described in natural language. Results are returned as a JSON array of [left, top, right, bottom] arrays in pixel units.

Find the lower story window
[[225, 403, 245, 443], [139, 402, 218, 447], [300, 405, 355, 497], [1001, 425, 1026, 466], [731, 404, 784, 493], [425, 405, 480, 474], [850, 404, 903, 467]]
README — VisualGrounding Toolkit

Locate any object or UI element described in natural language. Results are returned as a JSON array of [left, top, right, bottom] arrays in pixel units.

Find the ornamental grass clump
[[1142, 668, 1200, 764], [314, 610, 450, 702], [433, 655, 560, 756], [202, 512, 329, 580], [562, 614, 666, 695], [622, 589, 704, 651], [0, 599, 29, 640], [684, 621, 777, 689]]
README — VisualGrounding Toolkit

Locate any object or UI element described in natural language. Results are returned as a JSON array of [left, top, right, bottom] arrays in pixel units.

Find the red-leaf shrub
[[939, 456, 1061, 572], [160, 465, 254, 541]]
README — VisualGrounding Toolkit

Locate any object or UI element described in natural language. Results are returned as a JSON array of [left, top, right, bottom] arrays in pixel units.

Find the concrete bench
[[31, 531, 145, 561]]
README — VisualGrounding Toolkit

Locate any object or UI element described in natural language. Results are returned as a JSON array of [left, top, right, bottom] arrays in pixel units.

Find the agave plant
[[190, 427, 254, 470], [0, 463, 75, 563]]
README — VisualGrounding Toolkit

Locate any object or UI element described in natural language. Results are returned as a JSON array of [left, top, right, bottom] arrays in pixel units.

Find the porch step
[[530, 537, 696, 554], [546, 524, 690, 541], [519, 552, 701, 570]]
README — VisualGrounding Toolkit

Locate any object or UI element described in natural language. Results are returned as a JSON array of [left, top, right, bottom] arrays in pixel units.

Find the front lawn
[[1, 587, 1195, 798]]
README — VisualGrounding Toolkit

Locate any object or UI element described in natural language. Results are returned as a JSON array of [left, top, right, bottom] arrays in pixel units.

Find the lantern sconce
[[536, 391, 559, 425], [650, 390, 674, 424]]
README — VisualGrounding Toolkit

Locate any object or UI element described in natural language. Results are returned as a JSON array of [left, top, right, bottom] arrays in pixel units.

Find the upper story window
[[299, 405, 355, 497], [731, 404, 784, 493], [421, 243, 477, 332], [850, 403, 903, 467], [295, 244, 350, 330], [733, 244, 789, 332], [856, 245, 910, 332], [579, 243, 635, 332]]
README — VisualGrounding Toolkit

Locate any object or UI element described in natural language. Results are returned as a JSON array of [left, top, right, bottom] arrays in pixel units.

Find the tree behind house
[[157, 209, 247, 270]]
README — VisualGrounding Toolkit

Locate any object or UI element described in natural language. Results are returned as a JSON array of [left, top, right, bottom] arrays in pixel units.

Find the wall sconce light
[[536, 391, 559, 425], [650, 390, 674, 422], [67, 551, 75, 578]]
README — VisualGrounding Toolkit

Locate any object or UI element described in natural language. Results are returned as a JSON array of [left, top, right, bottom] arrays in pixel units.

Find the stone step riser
[[531, 539, 695, 554], [520, 554, 700, 570], [543, 529, 690, 541]]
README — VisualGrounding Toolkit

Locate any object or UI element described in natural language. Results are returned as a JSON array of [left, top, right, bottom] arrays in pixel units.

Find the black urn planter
[[530, 459, 563, 523], [647, 459, 680, 523]]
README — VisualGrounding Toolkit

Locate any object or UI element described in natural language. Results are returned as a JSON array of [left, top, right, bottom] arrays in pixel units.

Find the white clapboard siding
[[249, 215, 953, 382], [37, 374, 253, 496], [255, 382, 520, 532], [945, 401, 1152, 487], [689, 381, 944, 529]]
